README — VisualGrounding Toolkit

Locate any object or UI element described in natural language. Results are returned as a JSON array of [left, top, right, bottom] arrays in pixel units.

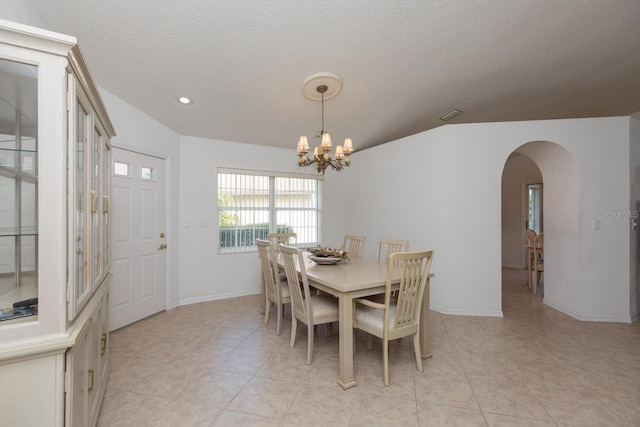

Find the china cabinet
[[0, 19, 114, 426]]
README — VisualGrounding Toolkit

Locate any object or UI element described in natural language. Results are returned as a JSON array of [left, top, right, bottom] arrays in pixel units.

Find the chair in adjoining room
[[256, 239, 290, 335], [377, 238, 410, 265], [532, 233, 544, 295], [525, 229, 537, 290], [353, 250, 434, 386], [279, 244, 339, 365], [341, 234, 366, 259]]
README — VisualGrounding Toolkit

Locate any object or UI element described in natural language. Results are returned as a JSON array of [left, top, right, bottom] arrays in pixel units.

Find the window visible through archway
[[527, 183, 543, 233]]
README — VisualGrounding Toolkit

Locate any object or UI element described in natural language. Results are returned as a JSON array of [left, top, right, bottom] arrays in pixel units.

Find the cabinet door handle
[[91, 191, 98, 213], [88, 368, 94, 392], [100, 333, 107, 355]]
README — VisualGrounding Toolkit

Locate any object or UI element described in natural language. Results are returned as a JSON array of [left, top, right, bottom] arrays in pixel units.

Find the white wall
[[347, 117, 632, 322], [501, 154, 542, 268], [0, 0, 43, 27], [98, 88, 182, 308], [178, 136, 348, 305]]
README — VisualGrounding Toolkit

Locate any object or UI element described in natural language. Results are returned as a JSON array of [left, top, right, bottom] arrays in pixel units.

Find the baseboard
[[544, 298, 632, 323], [179, 289, 261, 306], [429, 304, 503, 318], [502, 263, 524, 269]]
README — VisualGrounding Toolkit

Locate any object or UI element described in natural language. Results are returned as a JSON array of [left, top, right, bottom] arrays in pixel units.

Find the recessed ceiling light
[[177, 96, 193, 105], [439, 109, 462, 121]]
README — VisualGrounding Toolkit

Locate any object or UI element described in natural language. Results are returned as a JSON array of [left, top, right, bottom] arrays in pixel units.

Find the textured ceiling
[[30, 0, 640, 151]]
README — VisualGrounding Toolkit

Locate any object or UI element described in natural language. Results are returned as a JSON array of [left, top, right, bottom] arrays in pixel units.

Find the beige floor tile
[[529, 385, 623, 426], [211, 410, 280, 427], [596, 392, 640, 427], [416, 401, 487, 427], [353, 361, 418, 400], [471, 379, 551, 421], [131, 361, 203, 398], [97, 269, 639, 426], [350, 393, 419, 427], [305, 356, 356, 388], [458, 352, 523, 383], [256, 351, 313, 382], [484, 412, 557, 426], [413, 371, 479, 410], [283, 383, 355, 426], [179, 370, 252, 409], [227, 376, 302, 419]]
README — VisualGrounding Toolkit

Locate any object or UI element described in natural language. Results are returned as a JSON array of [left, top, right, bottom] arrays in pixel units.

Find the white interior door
[[110, 148, 166, 331]]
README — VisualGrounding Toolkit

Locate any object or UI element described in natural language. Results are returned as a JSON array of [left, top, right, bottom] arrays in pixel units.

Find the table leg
[[336, 292, 357, 389], [420, 278, 432, 359]]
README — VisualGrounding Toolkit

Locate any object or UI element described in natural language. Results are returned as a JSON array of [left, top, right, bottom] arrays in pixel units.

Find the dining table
[[291, 253, 434, 390]]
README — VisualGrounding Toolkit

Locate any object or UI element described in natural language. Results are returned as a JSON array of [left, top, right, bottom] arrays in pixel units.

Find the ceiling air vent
[[439, 109, 463, 121]]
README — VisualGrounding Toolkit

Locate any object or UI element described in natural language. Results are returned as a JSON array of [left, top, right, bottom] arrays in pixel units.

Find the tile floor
[[98, 269, 640, 426]]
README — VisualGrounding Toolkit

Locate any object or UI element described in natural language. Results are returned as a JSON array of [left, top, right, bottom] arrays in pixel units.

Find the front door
[[110, 147, 167, 331]]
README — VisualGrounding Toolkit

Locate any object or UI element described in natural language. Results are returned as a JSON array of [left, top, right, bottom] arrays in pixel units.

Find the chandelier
[[296, 73, 353, 174]]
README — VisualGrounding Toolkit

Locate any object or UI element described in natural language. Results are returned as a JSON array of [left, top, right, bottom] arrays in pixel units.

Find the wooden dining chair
[[256, 239, 290, 335], [341, 234, 366, 259], [377, 238, 410, 265], [267, 232, 296, 281], [279, 243, 339, 365], [525, 229, 537, 290], [267, 232, 297, 247], [353, 250, 434, 386], [532, 233, 544, 295]]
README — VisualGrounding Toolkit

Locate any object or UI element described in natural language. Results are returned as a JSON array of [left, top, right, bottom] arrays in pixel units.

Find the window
[[218, 169, 321, 253], [140, 166, 156, 181], [527, 183, 543, 233], [113, 161, 130, 177]]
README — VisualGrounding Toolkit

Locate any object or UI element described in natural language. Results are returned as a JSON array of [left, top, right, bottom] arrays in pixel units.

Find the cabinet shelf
[[0, 227, 38, 237]]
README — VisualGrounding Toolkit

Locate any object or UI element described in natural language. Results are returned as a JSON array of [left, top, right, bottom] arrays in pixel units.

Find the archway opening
[[501, 141, 580, 316]]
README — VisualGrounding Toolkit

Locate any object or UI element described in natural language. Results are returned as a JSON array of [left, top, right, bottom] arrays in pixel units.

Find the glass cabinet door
[[102, 142, 111, 271], [75, 100, 89, 303], [0, 58, 39, 323], [92, 126, 101, 283], [68, 78, 112, 320]]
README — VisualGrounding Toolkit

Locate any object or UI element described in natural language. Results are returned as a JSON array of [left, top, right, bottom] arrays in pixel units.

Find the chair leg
[[263, 298, 270, 325], [413, 333, 423, 373], [527, 252, 532, 289], [307, 325, 314, 365], [382, 337, 389, 386], [534, 270, 542, 295], [290, 318, 297, 348], [275, 301, 282, 336]]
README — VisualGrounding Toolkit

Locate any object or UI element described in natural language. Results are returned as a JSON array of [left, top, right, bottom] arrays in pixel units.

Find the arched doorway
[[501, 141, 580, 315]]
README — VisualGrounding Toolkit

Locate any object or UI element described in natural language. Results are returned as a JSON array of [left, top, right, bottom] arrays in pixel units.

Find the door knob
[[158, 243, 167, 250], [160, 232, 166, 238]]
